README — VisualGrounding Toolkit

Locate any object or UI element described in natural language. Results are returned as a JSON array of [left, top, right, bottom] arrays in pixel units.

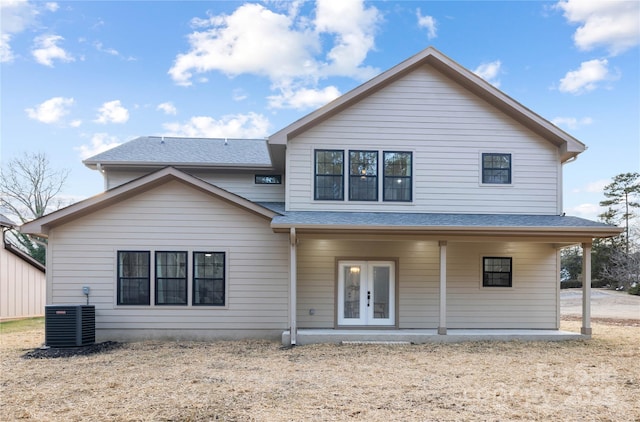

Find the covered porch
[[269, 210, 622, 346]]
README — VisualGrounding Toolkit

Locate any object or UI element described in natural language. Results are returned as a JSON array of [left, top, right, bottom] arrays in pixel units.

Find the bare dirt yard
[[1, 302, 639, 421]]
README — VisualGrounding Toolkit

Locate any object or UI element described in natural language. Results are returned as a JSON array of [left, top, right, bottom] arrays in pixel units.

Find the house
[[1, 214, 46, 320], [21, 47, 622, 345]]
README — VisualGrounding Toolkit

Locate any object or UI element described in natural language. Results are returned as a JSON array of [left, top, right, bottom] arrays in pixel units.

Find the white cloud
[[416, 8, 437, 39], [568, 203, 603, 220], [473, 60, 502, 87], [556, 0, 640, 55], [268, 85, 341, 109], [572, 179, 610, 194], [558, 59, 610, 94], [45, 2, 59, 12], [314, 0, 381, 79], [1, 0, 38, 35], [0, 33, 14, 63], [168, 3, 318, 86], [25, 96, 74, 124], [168, 1, 381, 110], [232, 88, 248, 102], [162, 112, 270, 139], [551, 116, 593, 130], [95, 100, 129, 124], [1, 0, 39, 62], [76, 133, 122, 159], [70, 119, 82, 128], [157, 102, 177, 115], [94, 41, 119, 56], [93, 40, 136, 61], [32, 34, 74, 66]]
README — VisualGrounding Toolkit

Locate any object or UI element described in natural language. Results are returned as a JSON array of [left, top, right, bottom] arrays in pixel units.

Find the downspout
[[96, 163, 107, 191]]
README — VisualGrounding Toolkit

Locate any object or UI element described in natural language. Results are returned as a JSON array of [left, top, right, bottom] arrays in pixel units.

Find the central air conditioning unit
[[45, 305, 95, 347]]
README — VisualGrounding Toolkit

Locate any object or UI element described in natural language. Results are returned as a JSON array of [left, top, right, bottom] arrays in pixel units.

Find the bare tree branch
[[0, 152, 69, 264]]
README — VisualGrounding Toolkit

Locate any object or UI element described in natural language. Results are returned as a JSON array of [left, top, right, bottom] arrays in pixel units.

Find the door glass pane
[[343, 266, 361, 318], [372, 266, 390, 319]]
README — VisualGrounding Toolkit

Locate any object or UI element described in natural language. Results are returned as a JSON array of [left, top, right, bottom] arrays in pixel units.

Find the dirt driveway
[[561, 288, 640, 320]]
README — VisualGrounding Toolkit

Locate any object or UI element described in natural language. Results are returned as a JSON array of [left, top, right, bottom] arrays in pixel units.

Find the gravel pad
[[22, 341, 122, 359]]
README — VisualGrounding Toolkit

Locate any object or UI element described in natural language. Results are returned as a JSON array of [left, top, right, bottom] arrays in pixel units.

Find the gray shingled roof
[[258, 204, 618, 233], [84, 136, 272, 168]]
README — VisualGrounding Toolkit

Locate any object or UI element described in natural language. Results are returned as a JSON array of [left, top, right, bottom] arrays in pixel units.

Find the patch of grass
[[0, 317, 44, 334]]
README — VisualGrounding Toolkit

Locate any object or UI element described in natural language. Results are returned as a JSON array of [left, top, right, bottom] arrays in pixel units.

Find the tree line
[[562, 172, 640, 295]]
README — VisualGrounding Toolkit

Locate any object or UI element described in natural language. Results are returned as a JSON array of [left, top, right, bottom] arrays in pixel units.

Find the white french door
[[337, 260, 395, 326]]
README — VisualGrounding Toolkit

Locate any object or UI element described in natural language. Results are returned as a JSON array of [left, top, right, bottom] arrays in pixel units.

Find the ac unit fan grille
[[45, 305, 96, 347]]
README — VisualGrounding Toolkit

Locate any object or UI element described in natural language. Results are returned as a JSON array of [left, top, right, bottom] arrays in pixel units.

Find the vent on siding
[[45, 305, 96, 347]]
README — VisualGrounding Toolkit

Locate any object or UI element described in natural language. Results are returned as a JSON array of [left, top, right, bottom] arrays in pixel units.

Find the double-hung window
[[155, 251, 187, 305], [349, 150, 378, 201], [315, 150, 344, 200], [383, 151, 412, 201], [193, 252, 225, 306], [483, 257, 512, 287], [482, 153, 511, 184], [117, 251, 150, 305]]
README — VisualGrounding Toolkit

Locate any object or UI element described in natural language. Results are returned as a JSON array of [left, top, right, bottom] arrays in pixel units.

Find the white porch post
[[581, 242, 592, 335], [289, 228, 298, 345], [438, 241, 447, 335]]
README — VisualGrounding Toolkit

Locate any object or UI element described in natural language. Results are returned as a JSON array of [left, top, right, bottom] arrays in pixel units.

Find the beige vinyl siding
[[0, 247, 46, 320], [296, 239, 440, 329], [46, 180, 289, 340], [106, 169, 284, 202], [447, 242, 558, 329], [296, 238, 558, 330], [286, 64, 560, 214]]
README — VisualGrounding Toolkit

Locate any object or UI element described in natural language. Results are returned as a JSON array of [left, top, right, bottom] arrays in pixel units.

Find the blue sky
[[1, 0, 638, 220]]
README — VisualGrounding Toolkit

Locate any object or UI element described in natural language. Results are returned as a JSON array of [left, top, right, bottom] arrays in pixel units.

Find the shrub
[[591, 279, 611, 288], [560, 280, 582, 289], [628, 284, 640, 296]]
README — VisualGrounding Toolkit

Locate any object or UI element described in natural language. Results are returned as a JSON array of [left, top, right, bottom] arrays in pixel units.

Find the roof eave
[[83, 161, 274, 171], [21, 167, 279, 238], [268, 47, 586, 159], [271, 223, 623, 238]]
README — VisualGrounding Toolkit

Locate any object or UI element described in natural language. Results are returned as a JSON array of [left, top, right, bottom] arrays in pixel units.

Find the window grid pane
[[349, 151, 378, 201], [483, 257, 512, 287], [155, 251, 187, 305], [383, 151, 412, 202], [482, 153, 511, 184], [193, 252, 225, 306], [315, 150, 344, 200], [117, 251, 150, 305]]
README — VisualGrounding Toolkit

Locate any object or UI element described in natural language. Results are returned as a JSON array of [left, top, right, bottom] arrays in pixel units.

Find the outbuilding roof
[[84, 136, 273, 169]]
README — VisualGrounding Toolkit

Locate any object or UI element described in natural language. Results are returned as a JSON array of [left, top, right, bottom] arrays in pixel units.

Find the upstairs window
[[483, 257, 512, 287], [482, 153, 511, 184], [117, 251, 150, 305], [383, 151, 412, 202], [255, 175, 282, 184], [349, 151, 378, 201], [155, 251, 187, 305], [315, 150, 344, 200], [193, 252, 225, 306]]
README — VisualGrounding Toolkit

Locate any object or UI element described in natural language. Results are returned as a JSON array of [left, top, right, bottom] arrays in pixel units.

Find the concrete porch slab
[[282, 329, 586, 346]]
